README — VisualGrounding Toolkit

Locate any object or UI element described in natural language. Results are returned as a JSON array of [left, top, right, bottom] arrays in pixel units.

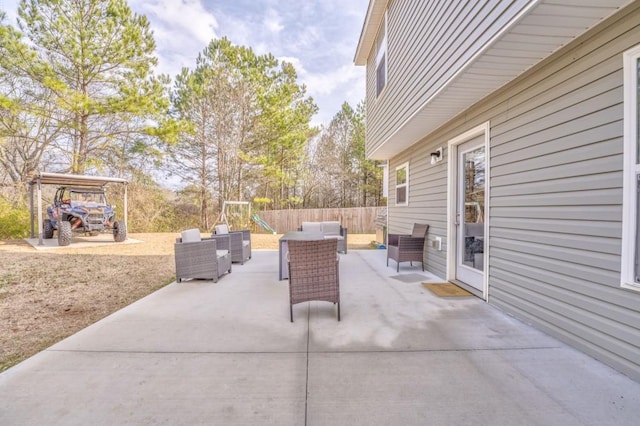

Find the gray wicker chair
[[287, 238, 340, 322], [175, 229, 232, 283], [386, 223, 429, 272], [213, 224, 251, 264]]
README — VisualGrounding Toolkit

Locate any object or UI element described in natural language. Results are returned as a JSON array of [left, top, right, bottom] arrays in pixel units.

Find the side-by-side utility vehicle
[[44, 186, 127, 246]]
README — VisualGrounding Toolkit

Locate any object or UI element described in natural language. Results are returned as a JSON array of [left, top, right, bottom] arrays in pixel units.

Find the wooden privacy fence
[[255, 207, 386, 234]]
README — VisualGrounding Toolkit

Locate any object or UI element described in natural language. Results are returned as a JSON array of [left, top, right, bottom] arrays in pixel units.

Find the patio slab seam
[[42, 344, 564, 356], [44, 349, 311, 355], [305, 305, 311, 426]]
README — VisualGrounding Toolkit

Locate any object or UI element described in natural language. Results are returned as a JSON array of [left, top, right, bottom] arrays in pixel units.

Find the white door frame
[[446, 122, 491, 300]]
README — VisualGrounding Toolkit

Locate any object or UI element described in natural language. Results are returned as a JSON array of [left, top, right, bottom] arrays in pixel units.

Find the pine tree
[[4, 0, 170, 175]]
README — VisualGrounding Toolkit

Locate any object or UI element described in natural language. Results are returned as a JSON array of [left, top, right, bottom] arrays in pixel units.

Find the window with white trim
[[395, 162, 408, 206], [375, 12, 387, 97], [622, 44, 640, 291]]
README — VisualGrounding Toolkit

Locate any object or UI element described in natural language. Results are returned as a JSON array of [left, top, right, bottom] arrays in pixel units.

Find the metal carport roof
[[28, 172, 128, 187]]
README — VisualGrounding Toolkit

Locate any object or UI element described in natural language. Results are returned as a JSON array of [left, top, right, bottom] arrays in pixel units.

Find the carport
[[28, 172, 128, 246]]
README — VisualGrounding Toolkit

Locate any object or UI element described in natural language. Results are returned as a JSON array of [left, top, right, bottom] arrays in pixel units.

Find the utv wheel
[[58, 221, 72, 246], [43, 219, 54, 239], [113, 220, 127, 242]]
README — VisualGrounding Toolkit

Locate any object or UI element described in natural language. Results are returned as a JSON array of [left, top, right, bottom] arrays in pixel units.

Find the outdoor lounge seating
[[212, 224, 251, 264], [287, 238, 340, 322], [175, 229, 232, 282], [298, 221, 348, 253], [386, 223, 429, 272]]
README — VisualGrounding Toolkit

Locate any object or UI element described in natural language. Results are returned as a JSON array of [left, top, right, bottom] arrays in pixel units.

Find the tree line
[[0, 0, 384, 237]]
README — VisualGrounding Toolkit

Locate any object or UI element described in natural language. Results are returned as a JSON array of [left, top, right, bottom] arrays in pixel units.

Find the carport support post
[[124, 183, 128, 229], [37, 177, 43, 246], [29, 183, 35, 238]]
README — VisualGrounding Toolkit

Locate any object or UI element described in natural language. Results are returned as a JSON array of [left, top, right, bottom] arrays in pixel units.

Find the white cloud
[[279, 55, 364, 125], [307, 64, 362, 97], [207, 9, 254, 52], [130, 0, 218, 76], [308, 67, 365, 126], [288, 25, 320, 52], [1, 0, 19, 24], [263, 8, 283, 34], [279, 56, 305, 73], [279, 56, 361, 97], [252, 1, 368, 123]]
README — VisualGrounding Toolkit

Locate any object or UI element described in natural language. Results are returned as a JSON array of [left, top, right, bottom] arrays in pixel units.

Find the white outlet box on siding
[[432, 237, 442, 251]]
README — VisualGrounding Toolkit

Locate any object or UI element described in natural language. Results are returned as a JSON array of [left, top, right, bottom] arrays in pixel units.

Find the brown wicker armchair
[[175, 229, 232, 283], [213, 224, 251, 264], [386, 223, 429, 272], [287, 239, 340, 322]]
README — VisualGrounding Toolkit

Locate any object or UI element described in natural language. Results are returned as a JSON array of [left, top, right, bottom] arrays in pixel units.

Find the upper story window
[[375, 12, 387, 97], [621, 44, 640, 292], [376, 52, 386, 96], [396, 162, 408, 206]]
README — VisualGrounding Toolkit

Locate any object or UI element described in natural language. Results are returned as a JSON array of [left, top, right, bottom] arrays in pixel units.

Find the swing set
[[217, 200, 276, 234], [217, 201, 251, 230]]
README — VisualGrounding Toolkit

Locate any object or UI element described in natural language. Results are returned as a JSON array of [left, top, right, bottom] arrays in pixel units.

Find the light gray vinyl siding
[[388, 140, 448, 278], [386, 3, 640, 380], [366, 0, 531, 157]]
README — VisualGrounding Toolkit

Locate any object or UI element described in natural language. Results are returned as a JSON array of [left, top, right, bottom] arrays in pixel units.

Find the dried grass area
[[0, 232, 376, 371]]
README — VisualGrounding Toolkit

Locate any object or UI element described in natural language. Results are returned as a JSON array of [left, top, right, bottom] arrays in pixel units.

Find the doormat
[[423, 282, 473, 297]]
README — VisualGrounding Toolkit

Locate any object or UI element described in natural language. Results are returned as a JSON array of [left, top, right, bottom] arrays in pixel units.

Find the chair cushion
[[181, 229, 201, 243], [324, 235, 344, 241], [242, 240, 250, 247], [216, 250, 229, 258], [301, 222, 322, 233], [322, 221, 341, 236], [215, 224, 229, 234]]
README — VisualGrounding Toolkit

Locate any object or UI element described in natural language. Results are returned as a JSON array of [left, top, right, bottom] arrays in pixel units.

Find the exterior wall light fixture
[[430, 147, 443, 165]]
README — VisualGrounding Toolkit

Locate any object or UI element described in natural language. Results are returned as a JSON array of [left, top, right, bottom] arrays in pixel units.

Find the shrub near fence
[[255, 207, 385, 234]]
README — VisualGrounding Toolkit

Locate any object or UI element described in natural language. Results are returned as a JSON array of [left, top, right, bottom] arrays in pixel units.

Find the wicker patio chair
[[287, 238, 340, 322], [386, 223, 429, 272], [175, 229, 232, 283], [213, 224, 251, 264]]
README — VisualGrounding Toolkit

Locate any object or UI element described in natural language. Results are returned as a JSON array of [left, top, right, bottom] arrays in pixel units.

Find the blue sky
[[0, 0, 369, 125]]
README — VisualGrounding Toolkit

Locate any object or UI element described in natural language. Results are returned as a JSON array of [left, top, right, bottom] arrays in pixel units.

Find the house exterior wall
[[365, 0, 531, 157], [384, 3, 640, 380]]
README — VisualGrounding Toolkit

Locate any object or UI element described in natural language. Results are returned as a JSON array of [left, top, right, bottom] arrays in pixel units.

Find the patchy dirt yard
[[0, 232, 376, 372]]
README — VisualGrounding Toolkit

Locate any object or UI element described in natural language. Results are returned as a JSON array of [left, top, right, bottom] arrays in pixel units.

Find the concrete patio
[[1, 249, 639, 425]]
